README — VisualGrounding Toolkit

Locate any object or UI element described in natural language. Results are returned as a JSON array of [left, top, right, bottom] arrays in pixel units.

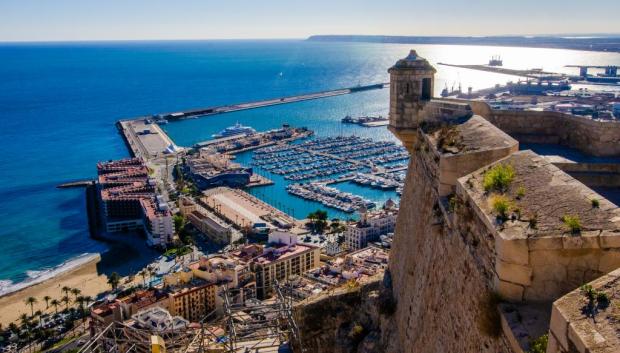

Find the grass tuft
[[489, 194, 512, 220], [483, 164, 515, 193]]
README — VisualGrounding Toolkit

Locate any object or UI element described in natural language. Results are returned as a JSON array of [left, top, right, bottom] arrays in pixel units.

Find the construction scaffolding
[[219, 281, 304, 353], [77, 282, 304, 353]]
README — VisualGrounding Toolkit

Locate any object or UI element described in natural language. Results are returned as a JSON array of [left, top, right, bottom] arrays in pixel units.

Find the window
[[422, 78, 432, 100]]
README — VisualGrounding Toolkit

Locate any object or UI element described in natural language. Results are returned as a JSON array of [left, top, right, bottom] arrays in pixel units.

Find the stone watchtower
[[387, 50, 436, 150]]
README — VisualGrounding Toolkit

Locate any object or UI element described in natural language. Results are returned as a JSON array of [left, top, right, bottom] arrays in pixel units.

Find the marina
[[249, 136, 408, 214], [287, 182, 375, 213]]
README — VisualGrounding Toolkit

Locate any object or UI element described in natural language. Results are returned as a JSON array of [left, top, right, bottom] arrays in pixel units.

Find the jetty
[[56, 180, 94, 188]]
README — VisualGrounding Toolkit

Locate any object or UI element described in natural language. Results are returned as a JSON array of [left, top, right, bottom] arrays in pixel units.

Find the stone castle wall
[[387, 131, 514, 353], [465, 101, 620, 157]]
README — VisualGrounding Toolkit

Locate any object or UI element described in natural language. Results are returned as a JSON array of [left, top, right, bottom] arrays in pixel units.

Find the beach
[[0, 255, 110, 327]]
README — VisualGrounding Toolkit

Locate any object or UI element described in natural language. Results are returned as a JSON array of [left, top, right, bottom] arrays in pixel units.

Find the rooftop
[[389, 50, 436, 72], [254, 243, 317, 266]]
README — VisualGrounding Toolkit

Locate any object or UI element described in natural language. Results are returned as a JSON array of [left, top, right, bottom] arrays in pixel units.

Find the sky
[[1, 0, 619, 42]]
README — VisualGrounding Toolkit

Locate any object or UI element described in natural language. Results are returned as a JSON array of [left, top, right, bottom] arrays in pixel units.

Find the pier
[[438, 63, 562, 79]]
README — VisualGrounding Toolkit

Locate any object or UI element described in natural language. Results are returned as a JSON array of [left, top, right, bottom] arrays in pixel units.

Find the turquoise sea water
[[1, 39, 619, 291]]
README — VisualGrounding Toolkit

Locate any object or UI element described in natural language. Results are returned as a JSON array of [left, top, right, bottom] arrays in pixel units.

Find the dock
[[117, 118, 180, 160]]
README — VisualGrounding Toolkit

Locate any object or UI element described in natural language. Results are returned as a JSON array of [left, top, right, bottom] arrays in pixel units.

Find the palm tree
[[50, 299, 60, 315], [19, 313, 30, 329], [34, 310, 42, 328], [83, 295, 93, 308], [24, 297, 37, 317], [61, 286, 71, 297], [43, 295, 51, 310], [61, 296, 70, 312], [70, 288, 81, 302], [107, 272, 121, 290]]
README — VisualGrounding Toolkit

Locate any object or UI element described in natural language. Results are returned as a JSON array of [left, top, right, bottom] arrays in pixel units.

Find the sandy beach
[[0, 255, 111, 327]]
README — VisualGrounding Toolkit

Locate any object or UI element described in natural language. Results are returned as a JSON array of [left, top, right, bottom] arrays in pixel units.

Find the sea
[[1, 39, 619, 294]]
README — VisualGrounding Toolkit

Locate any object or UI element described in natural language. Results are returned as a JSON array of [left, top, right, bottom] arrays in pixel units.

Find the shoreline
[[0, 254, 111, 326], [0, 253, 103, 298]]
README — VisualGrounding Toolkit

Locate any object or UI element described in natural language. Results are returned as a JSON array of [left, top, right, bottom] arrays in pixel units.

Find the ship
[[341, 115, 387, 124], [212, 122, 257, 139], [488, 55, 503, 66]]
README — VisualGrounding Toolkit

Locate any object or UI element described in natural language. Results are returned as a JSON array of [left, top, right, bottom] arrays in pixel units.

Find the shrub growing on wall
[[483, 164, 515, 193]]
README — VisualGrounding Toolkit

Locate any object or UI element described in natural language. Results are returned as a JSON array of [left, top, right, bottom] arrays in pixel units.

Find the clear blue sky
[[1, 0, 619, 42]]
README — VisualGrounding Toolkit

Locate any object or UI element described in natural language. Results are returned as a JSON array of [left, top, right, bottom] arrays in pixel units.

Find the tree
[[108, 272, 121, 290], [61, 296, 70, 312], [61, 286, 71, 297], [307, 209, 328, 233], [50, 299, 60, 315], [43, 295, 51, 310], [70, 288, 81, 302], [34, 310, 42, 328], [24, 297, 37, 317], [330, 220, 342, 234], [83, 296, 93, 308]]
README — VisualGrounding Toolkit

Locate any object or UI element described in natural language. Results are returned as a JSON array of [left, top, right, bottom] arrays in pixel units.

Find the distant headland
[[307, 34, 620, 53]]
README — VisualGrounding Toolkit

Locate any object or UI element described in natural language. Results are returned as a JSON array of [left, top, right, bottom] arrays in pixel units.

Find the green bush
[[448, 195, 458, 212], [591, 199, 600, 208], [483, 164, 515, 193], [489, 194, 512, 220], [562, 215, 581, 234], [516, 186, 526, 199], [528, 334, 548, 353], [596, 291, 609, 305], [348, 323, 365, 341]]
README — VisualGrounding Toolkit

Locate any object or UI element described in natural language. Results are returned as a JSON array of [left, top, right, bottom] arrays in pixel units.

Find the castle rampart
[[386, 50, 620, 353]]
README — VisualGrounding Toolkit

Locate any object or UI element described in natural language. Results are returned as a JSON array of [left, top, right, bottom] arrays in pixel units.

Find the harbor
[[114, 88, 404, 221]]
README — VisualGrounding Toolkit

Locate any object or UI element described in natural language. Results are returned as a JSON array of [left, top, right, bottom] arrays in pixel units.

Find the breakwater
[[119, 83, 388, 123]]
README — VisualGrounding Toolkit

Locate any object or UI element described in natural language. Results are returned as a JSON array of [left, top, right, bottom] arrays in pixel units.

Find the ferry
[[212, 122, 257, 139]]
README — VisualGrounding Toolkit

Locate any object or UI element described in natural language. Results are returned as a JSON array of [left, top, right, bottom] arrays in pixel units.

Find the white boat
[[212, 122, 257, 138]]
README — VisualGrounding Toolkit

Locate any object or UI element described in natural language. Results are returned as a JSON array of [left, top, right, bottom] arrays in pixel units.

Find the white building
[[324, 240, 344, 256], [131, 306, 188, 332], [141, 196, 175, 247], [345, 201, 398, 250]]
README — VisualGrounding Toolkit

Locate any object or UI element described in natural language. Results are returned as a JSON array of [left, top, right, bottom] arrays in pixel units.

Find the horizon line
[[2, 32, 620, 44]]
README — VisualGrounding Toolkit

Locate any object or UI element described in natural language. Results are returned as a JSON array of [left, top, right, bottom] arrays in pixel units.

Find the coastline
[[0, 253, 102, 297], [0, 254, 110, 326]]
